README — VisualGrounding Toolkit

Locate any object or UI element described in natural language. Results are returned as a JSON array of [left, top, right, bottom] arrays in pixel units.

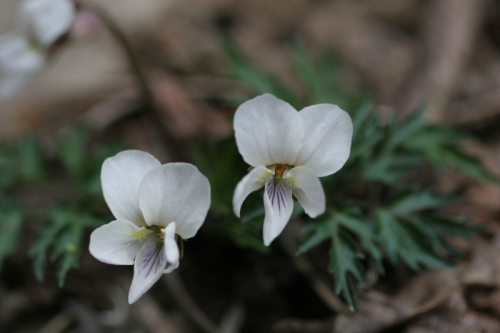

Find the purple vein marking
[[141, 243, 164, 278], [279, 185, 286, 213], [267, 180, 289, 216], [123, 240, 137, 249], [107, 240, 137, 258], [277, 184, 281, 214]]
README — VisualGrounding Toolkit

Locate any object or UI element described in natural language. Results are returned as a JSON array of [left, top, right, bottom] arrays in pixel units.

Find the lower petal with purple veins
[[128, 234, 167, 304], [262, 178, 294, 246]]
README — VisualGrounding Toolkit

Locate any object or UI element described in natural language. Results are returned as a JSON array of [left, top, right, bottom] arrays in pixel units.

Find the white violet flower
[[89, 150, 211, 304], [0, 0, 76, 99], [232, 94, 353, 246]]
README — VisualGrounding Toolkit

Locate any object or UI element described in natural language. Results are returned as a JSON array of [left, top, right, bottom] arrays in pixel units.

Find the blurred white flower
[[89, 150, 211, 304], [0, 0, 76, 99], [0, 34, 45, 99], [232, 94, 353, 246]]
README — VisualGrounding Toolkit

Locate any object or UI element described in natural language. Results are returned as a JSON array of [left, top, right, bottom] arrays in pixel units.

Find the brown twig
[[78, 1, 153, 109], [79, 1, 188, 161], [163, 272, 218, 333]]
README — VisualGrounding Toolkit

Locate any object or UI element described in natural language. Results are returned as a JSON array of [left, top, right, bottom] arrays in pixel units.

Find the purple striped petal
[[262, 178, 294, 246], [128, 234, 166, 304]]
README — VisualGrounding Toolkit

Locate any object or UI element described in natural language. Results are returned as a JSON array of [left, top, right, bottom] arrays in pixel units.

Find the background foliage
[[0, 39, 494, 312], [193, 38, 494, 310], [0, 128, 123, 286]]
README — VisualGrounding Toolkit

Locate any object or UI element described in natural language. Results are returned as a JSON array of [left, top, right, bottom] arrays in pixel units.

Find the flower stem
[[79, 1, 153, 108], [79, 1, 188, 161]]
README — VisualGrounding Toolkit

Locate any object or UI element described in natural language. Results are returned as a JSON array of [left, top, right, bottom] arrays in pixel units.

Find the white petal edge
[[20, 0, 76, 47], [138, 163, 211, 239], [0, 34, 45, 100], [164, 260, 179, 274], [162, 222, 180, 267], [0, 34, 45, 74], [89, 220, 150, 265], [285, 166, 325, 218], [101, 150, 161, 226], [234, 94, 304, 167], [128, 235, 166, 304], [262, 178, 294, 246], [233, 165, 273, 218], [295, 104, 353, 177]]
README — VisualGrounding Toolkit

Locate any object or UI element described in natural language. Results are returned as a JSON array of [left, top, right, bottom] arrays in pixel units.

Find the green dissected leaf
[[29, 209, 69, 258], [384, 108, 423, 151], [57, 249, 79, 287], [439, 148, 497, 182], [330, 226, 365, 311], [29, 206, 86, 286], [404, 215, 483, 255], [361, 153, 420, 185], [296, 215, 334, 255], [297, 212, 369, 310], [55, 221, 82, 287], [16, 137, 47, 183], [389, 190, 450, 215], [405, 125, 465, 149], [56, 127, 124, 199], [335, 212, 383, 272], [357, 111, 425, 185], [350, 101, 372, 137], [32, 253, 46, 283], [0, 137, 47, 188], [0, 205, 23, 270], [375, 209, 452, 270], [404, 125, 496, 182], [29, 208, 69, 282]]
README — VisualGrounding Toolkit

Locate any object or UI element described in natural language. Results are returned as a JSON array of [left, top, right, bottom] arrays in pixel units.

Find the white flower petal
[[128, 235, 166, 304], [89, 220, 151, 265], [295, 104, 353, 177], [234, 94, 304, 167], [162, 222, 179, 268], [0, 34, 45, 73], [0, 34, 45, 100], [101, 150, 161, 226], [262, 179, 294, 246], [164, 260, 179, 274], [286, 166, 325, 218], [20, 0, 76, 47], [138, 163, 210, 239], [233, 165, 273, 218]]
